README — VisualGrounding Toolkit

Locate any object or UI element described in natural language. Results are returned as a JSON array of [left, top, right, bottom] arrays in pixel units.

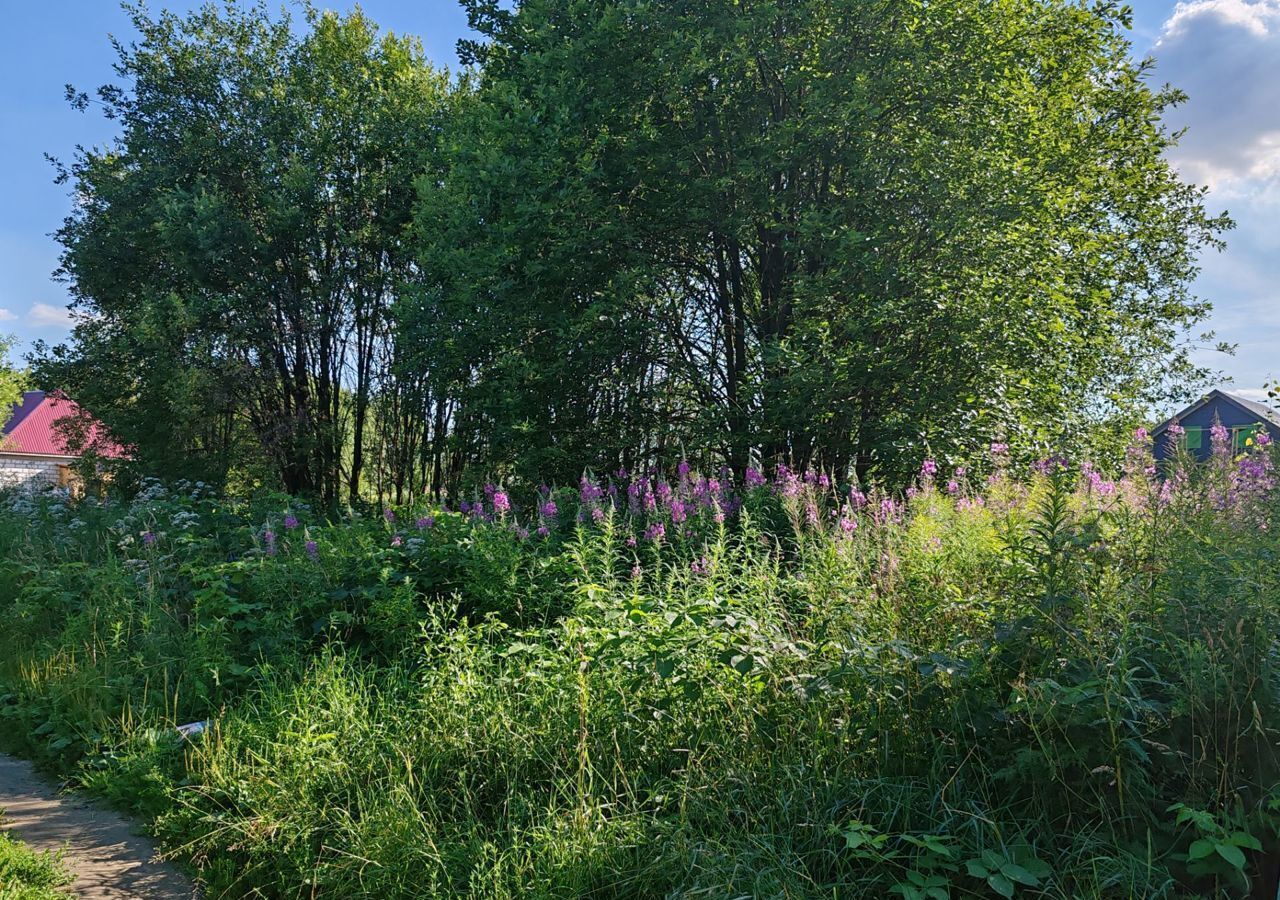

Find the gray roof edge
[[1152, 389, 1280, 434]]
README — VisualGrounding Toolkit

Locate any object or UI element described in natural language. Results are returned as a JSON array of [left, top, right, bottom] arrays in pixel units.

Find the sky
[[1, 1, 1276, 405]]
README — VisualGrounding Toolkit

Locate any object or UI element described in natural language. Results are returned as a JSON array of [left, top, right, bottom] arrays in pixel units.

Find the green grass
[[0, 815, 73, 900], [0, 442, 1278, 897]]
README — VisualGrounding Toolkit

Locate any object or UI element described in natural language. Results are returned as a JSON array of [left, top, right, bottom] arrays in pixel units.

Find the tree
[[416, 0, 1228, 484], [0, 335, 25, 422], [40, 2, 449, 501]]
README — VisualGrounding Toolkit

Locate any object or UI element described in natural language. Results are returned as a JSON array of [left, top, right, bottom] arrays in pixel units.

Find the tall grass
[[1, 433, 1278, 897]]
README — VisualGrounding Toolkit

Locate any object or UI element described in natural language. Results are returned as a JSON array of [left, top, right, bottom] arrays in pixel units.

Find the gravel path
[[0, 754, 197, 899]]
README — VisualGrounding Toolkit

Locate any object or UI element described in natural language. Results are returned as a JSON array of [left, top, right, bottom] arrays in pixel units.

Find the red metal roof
[[1, 391, 128, 459]]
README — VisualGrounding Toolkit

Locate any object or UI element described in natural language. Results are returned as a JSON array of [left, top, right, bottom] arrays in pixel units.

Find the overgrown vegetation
[[0, 817, 73, 900], [2, 429, 1278, 898]]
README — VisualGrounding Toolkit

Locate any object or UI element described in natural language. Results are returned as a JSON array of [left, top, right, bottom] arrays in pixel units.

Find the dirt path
[[0, 754, 198, 899]]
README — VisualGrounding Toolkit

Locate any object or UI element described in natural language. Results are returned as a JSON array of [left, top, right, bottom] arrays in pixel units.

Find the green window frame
[[1183, 427, 1204, 451]]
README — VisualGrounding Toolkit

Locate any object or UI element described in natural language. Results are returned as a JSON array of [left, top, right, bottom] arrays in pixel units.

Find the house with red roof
[[0, 391, 127, 491]]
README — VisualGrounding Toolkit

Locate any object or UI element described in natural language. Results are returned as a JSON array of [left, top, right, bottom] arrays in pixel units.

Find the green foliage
[[40, 3, 449, 500], [1, 440, 1278, 897], [416, 0, 1228, 485], [0, 818, 73, 900], [41, 0, 1229, 497], [0, 335, 25, 425]]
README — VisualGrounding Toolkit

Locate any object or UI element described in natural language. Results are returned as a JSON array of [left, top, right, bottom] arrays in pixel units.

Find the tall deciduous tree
[[417, 0, 1227, 484], [40, 2, 448, 501]]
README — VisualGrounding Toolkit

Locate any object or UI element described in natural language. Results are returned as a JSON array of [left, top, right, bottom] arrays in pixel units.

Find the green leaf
[[999, 862, 1039, 887], [1214, 843, 1246, 870], [1187, 839, 1216, 861], [1228, 832, 1263, 851], [987, 873, 1015, 898]]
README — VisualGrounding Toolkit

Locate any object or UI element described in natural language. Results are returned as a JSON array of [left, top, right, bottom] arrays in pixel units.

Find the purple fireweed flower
[[579, 476, 604, 503], [644, 522, 666, 543], [540, 500, 558, 518], [677, 460, 691, 479], [805, 501, 820, 527], [921, 459, 938, 478], [955, 467, 967, 477], [1257, 432, 1272, 447], [625, 535, 637, 548], [536, 525, 550, 538], [744, 467, 766, 488], [514, 525, 529, 540], [416, 516, 434, 530], [906, 486, 919, 499], [492, 491, 511, 515], [946, 480, 960, 494], [670, 499, 687, 524], [877, 497, 897, 523], [990, 442, 1009, 456], [839, 516, 858, 534], [460, 500, 472, 514], [1134, 427, 1149, 441], [1033, 456, 1067, 475], [305, 539, 318, 559], [263, 530, 277, 556], [1211, 423, 1230, 447], [383, 508, 396, 523], [391, 535, 403, 548], [849, 488, 867, 508], [591, 506, 606, 524], [777, 469, 803, 499], [690, 556, 709, 575], [630, 564, 642, 580], [142, 531, 157, 546], [284, 514, 300, 530]]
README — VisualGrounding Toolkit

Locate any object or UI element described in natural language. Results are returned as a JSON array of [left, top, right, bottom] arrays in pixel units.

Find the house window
[[1184, 428, 1204, 451], [1233, 425, 1262, 451]]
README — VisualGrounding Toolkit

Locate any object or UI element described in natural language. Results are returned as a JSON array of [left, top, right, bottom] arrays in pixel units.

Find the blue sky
[[2, 1, 1276, 404]]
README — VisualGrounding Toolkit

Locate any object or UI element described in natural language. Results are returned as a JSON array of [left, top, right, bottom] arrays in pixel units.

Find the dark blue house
[[1152, 390, 1280, 463]]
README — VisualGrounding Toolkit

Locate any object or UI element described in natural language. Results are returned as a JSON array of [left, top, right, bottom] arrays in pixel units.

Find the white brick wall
[[0, 454, 68, 491]]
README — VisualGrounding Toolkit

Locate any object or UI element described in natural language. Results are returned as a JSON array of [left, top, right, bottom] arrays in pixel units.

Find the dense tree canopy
[[38, 0, 1228, 499], [419, 0, 1227, 486], [40, 3, 448, 501]]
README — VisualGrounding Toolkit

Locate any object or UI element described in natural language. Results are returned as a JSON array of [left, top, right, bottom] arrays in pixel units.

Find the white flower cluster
[[172, 510, 202, 530]]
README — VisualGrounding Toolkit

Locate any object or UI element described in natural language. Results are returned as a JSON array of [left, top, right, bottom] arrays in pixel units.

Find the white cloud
[[0, 309, 16, 323], [1231, 387, 1274, 402], [27, 302, 74, 328], [1155, 0, 1280, 188]]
